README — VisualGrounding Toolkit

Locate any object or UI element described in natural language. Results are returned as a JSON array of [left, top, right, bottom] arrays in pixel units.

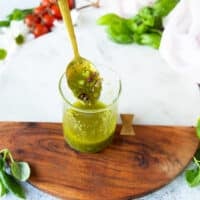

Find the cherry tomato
[[34, 5, 47, 16], [50, 4, 62, 20], [33, 24, 49, 37], [68, 0, 75, 9], [24, 14, 40, 27], [41, 0, 52, 6], [43, 14, 55, 28]]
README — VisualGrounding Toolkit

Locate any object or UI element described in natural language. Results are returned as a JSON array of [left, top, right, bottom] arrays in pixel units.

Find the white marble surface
[[0, 0, 200, 200]]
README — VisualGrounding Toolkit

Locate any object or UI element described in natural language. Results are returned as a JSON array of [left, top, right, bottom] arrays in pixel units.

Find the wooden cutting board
[[0, 122, 198, 200]]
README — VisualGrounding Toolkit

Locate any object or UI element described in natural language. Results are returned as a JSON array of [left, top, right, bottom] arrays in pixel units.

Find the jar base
[[64, 133, 115, 153]]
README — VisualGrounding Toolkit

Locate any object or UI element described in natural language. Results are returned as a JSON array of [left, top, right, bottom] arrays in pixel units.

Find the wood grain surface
[[0, 122, 198, 200]]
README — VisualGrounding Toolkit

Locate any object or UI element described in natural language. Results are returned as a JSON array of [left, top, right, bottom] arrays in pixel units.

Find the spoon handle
[[58, 0, 80, 59]]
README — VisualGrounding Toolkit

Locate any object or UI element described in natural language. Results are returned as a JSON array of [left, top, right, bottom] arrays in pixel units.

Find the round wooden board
[[0, 122, 198, 200]]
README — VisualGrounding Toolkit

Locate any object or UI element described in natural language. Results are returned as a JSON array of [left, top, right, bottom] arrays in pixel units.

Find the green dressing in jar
[[63, 101, 117, 153]]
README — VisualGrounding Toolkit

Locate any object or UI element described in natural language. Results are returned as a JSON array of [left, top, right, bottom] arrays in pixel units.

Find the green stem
[[0, 149, 9, 161], [0, 149, 14, 163], [8, 152, 14, 163], [0, 149, 8, 154], [194, 157, 200, 168]]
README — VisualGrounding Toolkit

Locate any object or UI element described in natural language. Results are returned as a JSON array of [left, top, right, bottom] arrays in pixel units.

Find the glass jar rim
[[58, 71, 121, 113]]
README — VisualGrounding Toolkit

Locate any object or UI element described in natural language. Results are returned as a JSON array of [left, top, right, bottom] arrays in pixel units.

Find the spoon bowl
[[66, 57, 102, 102]]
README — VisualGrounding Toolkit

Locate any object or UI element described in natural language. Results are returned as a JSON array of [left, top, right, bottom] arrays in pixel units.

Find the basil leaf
[[0, 21, 10, 27], [140, 32, 161, 49], [153, 0, 179, 17], [7, 9, 24, 21], [0, 179, 7, 197], [196, 118, 200, 139], [138, 7, 155, 27], [106, 25, 133, 44], [7, 8, 33, 21], [126, 17, 148, 34], [185, 168, 200, 187], [0, 49, 7, 60], [11, 161, 30, 182], [97, 13, 122, 25], [0, 171, 25, 199]]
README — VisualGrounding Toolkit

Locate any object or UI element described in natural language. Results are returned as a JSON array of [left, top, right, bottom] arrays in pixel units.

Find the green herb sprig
[[0, 8, 33, 28], [97, 0, 179, 49], [0, 149, 31, 199], [0, 8, 32, 57], [185, 119, 200, 187]]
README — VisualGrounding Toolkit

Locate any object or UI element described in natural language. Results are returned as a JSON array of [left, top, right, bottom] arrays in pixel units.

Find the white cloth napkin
[[159, 0, 200, 83]]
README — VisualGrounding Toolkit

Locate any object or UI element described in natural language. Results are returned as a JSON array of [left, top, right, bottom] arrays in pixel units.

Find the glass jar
[[59, 65, 121, 153]]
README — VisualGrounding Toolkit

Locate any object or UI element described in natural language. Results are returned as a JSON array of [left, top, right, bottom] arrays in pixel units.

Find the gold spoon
[[57, 0, 102, 103]]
